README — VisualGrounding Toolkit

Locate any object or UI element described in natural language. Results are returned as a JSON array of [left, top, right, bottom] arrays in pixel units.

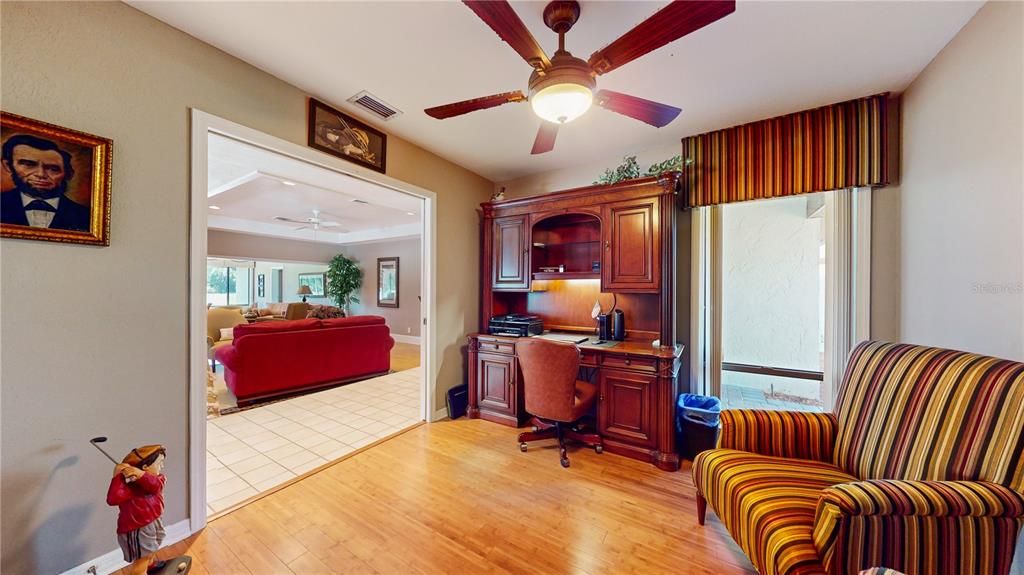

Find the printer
[[487, 314, 544, 337]]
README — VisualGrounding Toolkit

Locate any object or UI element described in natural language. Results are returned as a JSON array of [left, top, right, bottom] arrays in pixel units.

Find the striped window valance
[[681, 94, 899, 207]]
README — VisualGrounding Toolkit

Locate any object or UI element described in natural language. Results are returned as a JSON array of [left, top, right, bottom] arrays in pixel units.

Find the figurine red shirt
[[106, 471, 165, 534]]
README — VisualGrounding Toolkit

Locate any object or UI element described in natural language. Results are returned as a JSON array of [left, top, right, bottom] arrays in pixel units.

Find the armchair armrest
[[818, 479, 1024, 519], [214, 345, 240, 372], [813, 480, 1024, 574], [719, 409, 837, 463]]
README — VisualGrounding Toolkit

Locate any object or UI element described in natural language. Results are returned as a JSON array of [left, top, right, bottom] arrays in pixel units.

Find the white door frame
[[188, 109, 439, 533]]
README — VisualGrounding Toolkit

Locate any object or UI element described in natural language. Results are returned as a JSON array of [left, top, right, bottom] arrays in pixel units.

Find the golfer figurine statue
[[105, 444, 190, 574]]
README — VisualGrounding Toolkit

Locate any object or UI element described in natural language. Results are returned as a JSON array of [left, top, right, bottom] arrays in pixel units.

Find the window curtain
[[681, 94, 899, 207]]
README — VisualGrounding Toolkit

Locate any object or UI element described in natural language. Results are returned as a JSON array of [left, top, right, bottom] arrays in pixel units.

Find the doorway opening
[[189, 111, 437, 530]]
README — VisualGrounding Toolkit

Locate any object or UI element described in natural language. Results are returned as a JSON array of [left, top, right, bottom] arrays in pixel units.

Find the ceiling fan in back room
[[425, 0, 735, 154]]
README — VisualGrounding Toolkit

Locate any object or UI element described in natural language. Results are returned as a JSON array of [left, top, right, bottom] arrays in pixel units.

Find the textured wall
[[0, 3, 490, 573]]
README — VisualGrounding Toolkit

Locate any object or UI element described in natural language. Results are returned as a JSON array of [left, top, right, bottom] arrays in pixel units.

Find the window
[[206, 259, 254, 306], [691, 188, 871, 412], [720, 194, 826, 410]]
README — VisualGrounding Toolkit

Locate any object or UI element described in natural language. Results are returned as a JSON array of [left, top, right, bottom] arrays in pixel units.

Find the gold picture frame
[[1, 111, 113, 246]]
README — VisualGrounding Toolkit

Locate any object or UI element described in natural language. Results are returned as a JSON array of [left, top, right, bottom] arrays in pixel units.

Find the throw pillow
[[219, 327, 234, 341], [306, 304, 345, 319]]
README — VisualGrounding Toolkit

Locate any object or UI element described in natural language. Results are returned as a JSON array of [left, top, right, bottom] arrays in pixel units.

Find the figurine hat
[[122, 444, 166, 467]]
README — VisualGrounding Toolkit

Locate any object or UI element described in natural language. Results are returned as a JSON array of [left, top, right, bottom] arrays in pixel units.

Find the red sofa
[[214, 315, 394, 405]]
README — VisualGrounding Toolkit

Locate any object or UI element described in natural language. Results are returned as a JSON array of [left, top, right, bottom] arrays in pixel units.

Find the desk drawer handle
[[491, 344, 500, 350], [625, 357, 631, 365]]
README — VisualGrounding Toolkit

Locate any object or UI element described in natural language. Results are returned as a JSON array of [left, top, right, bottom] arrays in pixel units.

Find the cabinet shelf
[[532, 240, 600, 249], [532, 271, 600, 280]]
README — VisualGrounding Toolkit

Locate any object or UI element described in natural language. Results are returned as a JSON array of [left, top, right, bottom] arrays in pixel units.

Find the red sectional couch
[[214, 315, 394, 405]]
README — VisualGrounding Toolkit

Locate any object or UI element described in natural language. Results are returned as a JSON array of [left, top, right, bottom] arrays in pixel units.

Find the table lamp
[[297, 285, 312, 303]]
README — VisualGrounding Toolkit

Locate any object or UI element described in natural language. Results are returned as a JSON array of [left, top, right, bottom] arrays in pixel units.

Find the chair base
[[518, 417, 603, 468]]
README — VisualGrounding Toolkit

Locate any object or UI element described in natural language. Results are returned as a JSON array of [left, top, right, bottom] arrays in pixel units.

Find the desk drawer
[[602, 353, 657, 372], [477, 338, 515, 355], [580, 349, 599, 366]]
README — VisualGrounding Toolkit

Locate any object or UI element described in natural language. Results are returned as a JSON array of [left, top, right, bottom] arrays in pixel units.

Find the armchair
[[206, 307, 248, 371], [693, 341, 1024, 575]]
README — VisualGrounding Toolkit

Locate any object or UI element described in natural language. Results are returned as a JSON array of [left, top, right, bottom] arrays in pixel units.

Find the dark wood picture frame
[[377, 257, 399, 308], [307, 98, 387, 173], [1, 111, 113, 246]]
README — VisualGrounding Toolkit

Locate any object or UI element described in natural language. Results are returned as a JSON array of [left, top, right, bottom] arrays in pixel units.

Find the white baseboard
[[431, 407, 449, 422], [59, 519, 191, 575], [392, 334, 421, 345]]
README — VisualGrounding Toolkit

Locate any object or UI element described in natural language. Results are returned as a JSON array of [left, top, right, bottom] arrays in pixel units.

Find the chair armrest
[[206, 335, 214, 348], [817, 479, 1024, 518], [719, 409, 837, 463], [385, 335, 395, 352], [813, 480, 1024, 573]]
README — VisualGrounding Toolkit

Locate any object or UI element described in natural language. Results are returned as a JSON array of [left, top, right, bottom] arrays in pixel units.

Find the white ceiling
[[137, 1, 981, 183], [208, 133, 421, 245]]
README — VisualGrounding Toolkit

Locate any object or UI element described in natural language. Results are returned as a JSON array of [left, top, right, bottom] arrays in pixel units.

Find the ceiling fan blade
[[464, 1, 551, 70], [274, 216, 305, 224], [531, 122, 559, 155], [294, 226, 310, 231], [425, 91, 527, 120], [588, 0, 735, 75], [595, 90, 681, 128], [320, 221, 341, 228]]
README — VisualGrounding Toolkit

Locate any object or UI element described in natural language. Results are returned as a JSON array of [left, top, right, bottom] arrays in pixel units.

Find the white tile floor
[[206, 367, 423, 514]]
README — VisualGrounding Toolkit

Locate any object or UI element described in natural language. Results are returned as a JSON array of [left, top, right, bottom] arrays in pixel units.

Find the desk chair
[[516, 338, 603, 468]]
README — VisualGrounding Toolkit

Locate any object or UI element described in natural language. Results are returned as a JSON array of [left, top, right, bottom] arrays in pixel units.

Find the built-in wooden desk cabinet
[[468, 174, 684, 471]]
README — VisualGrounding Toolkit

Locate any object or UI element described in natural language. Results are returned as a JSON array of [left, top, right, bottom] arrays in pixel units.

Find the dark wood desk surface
[[471, 332, 684, 360]]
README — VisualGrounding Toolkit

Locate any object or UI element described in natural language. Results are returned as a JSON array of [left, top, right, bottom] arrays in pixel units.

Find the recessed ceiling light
[[406, 212, 415, 216], [282, 180, 297, 186], [209, 205, 221, 210]]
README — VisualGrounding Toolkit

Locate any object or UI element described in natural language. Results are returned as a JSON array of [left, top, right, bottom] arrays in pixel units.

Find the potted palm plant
[[326, 254, 363, 315]]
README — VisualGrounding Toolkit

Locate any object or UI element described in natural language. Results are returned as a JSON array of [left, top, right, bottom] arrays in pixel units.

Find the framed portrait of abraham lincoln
[[1, 111, 112, 246], [307, 98, 387, 173]]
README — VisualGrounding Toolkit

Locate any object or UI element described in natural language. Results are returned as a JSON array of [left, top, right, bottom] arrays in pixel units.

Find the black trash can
[[675, 393, 721, 461]]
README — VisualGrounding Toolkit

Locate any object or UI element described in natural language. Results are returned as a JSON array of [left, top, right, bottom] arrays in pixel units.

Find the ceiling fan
[[273, 209, 348, 232], [425, 0, 735, 154]]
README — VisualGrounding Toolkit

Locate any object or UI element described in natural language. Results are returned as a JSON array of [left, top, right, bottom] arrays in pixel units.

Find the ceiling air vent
[[347, 91, 403, 121]]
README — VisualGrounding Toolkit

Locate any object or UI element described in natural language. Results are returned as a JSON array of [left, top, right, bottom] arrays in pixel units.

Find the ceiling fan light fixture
[[531, 82, 593, 124]]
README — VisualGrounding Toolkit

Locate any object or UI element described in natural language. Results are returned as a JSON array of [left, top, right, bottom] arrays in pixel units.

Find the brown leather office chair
[[516, 338, 603, 468]]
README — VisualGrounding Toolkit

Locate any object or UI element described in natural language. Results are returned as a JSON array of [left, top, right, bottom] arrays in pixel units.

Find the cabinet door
[[598, 368, 657, 448], [476, 352, 516, 415], [492, 216, 530, 290], [601, 198, 659, 291]]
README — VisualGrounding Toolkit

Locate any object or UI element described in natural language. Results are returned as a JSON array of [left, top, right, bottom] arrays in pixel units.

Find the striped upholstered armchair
[[693, 341, 1024, 575]]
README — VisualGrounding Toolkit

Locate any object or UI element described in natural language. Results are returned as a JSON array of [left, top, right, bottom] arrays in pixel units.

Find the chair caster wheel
[[560, 458, 570, 468], [595, 445, 604, 454], [519, 442, 528, 452]]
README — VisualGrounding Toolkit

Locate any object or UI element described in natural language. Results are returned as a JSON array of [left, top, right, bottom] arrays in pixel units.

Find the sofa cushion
[[233, 318, 320, 339], [693, 449, 857, 575], [321, 315, 386, 329]]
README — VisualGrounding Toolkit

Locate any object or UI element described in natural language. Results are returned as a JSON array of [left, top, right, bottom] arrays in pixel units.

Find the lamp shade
[[297, 285, 313, 296]]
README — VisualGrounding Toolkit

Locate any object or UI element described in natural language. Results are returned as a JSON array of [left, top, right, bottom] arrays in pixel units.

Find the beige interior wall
[[0, 3, 491, 573], [886, 1, 1022, 359]]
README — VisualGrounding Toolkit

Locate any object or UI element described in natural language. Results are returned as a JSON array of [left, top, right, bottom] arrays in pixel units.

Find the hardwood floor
[[390, 342, 420, 372], [140, 419, 755, 575]]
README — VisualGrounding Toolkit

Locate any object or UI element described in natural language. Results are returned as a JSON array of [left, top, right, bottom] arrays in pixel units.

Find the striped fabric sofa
[[693, 341, 1024, 575]]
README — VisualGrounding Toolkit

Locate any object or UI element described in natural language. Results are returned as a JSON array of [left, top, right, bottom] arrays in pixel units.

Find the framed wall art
[[377, 257, 398, 308], [1, 111, 112, 246], [308, 98, 386, 173]]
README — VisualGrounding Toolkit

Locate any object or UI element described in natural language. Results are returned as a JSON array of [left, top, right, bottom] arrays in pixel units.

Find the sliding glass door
[[206, 258, 254, 307]]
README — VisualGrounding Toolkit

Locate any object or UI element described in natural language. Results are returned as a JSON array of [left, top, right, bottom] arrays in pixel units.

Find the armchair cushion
[[692, 449, 856, 575], [813, 480, 1024, 575], [719, 409, 838, 463]]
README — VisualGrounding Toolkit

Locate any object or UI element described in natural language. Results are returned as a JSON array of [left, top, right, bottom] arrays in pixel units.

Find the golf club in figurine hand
[[91, 438, 191, 575]]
